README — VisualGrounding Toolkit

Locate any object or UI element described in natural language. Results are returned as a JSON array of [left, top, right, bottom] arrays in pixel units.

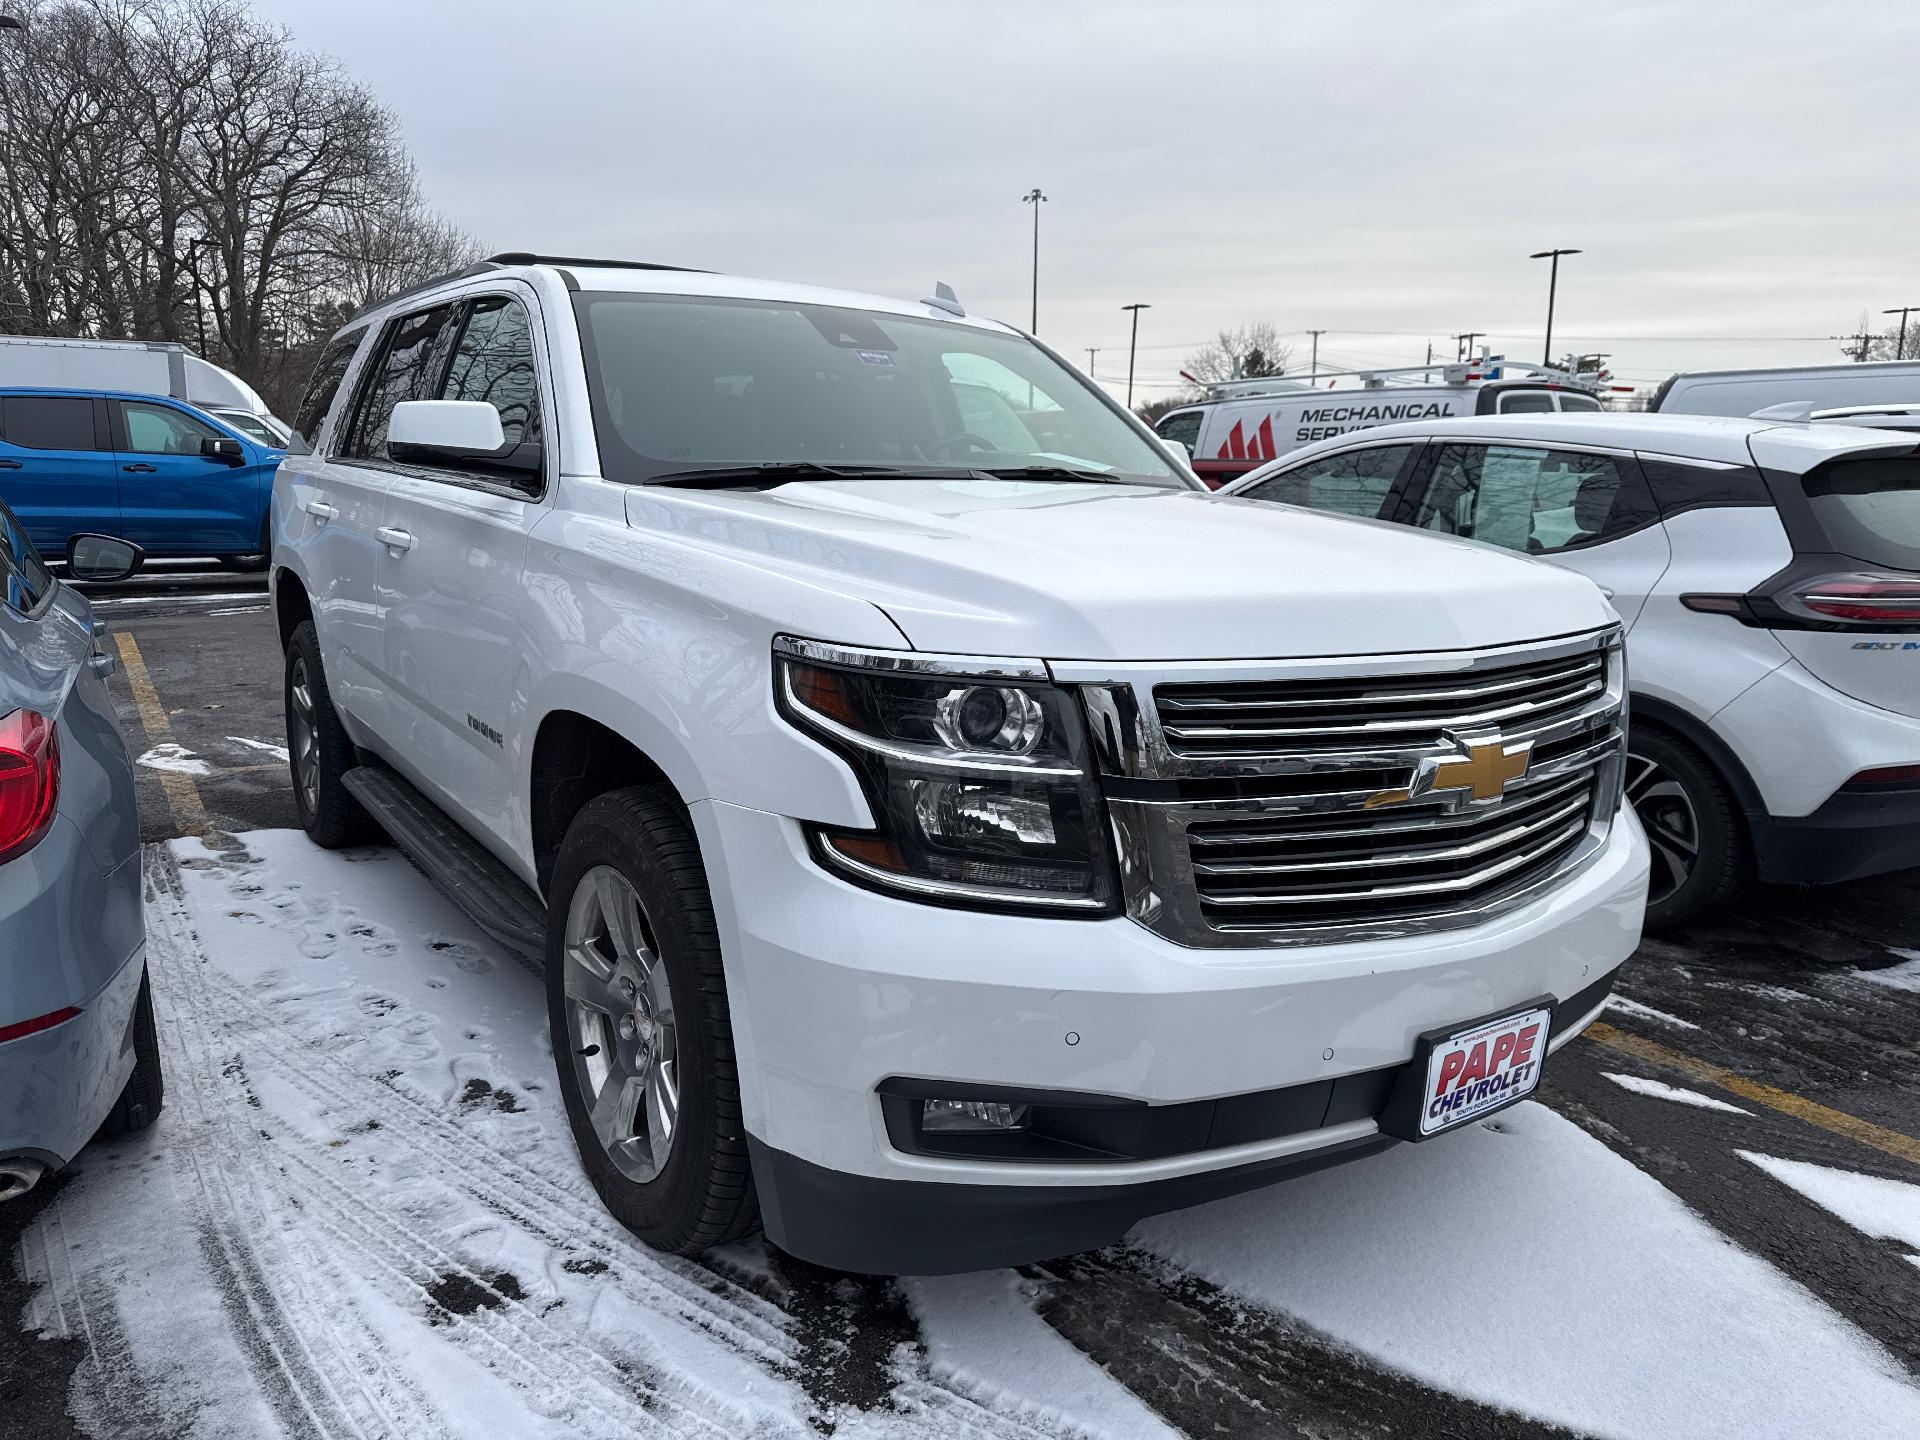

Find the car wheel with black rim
[[284, 620, 375, 848], [1625, 723, 1750, 931], [544, 787, 757, 1256]]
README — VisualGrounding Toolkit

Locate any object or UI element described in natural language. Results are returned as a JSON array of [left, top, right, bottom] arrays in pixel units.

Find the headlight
[[774, 637, 1117, 915]]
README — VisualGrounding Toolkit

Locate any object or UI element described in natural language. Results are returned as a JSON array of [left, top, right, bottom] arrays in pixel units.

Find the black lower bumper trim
[[749, 1131, 1398, 1276], [1751, 781, 1920, 886]]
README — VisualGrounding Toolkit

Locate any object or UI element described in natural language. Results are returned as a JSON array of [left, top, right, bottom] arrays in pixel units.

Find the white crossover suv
[[271, 254, 1647, 1274], [1229, 412, 1920, 929]]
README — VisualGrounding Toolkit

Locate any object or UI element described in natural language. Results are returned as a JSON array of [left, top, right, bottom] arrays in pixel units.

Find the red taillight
[[0, 1007, 80, 1045], [0, 710, 59, 863], [1795, 578, 1920, 624]]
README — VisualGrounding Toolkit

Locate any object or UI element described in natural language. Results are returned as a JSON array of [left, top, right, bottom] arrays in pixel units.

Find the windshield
[[573, 292, 1182, 486], [216, 410, 278, 445], [1801, 455, 1920, 571]]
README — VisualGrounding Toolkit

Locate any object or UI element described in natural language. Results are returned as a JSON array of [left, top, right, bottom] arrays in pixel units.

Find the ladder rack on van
[[1200, 361, 1594, 396]]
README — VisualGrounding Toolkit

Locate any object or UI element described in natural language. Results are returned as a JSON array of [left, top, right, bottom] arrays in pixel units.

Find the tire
[[545, 787, 757, 1256], [1625, 723, 1750, 931], [97, 972, 165, 1138], [284, 620, 376, 847]]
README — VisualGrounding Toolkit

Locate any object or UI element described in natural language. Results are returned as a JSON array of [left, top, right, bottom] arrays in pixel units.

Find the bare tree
[[1837, 310, 1917, 364], [1183, 323, 1294, 387], [0, 0, 478, 412]]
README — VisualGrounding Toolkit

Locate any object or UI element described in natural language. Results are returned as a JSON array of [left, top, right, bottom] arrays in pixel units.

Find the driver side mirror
[[200, 435, 245, 466], [67, 534, 144, 583], [387, 400, 542, 484]]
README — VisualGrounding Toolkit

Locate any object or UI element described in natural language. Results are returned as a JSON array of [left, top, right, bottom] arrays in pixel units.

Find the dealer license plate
[[1420, 1006, 1551, 1137]]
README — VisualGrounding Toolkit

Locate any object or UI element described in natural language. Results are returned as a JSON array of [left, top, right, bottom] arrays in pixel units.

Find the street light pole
[[1120, 302, 1151, 410], [1021, 188, 1046, 334], [1884, 306, 1920, 362], [1529, 248, 1582, 366]]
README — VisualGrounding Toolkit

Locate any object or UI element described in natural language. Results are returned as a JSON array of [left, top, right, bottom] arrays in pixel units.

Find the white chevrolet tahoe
[[271, 253, 1650, 1275]]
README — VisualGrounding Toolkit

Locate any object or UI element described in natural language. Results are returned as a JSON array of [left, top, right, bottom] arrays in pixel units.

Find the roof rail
[[1198, 359, 1595, 397], [487, 251, 705, 274], [346, 260, 503, 324]]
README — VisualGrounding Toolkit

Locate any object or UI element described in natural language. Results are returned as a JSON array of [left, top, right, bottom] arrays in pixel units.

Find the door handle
[[0, 459, 19, 470], [122, 463, 156, 474], [302, 499, 338, 521], [376, 527, 415, 552]]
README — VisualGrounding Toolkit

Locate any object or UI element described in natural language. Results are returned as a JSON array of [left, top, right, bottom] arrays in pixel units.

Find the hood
[[623, 479, 1617, 660]]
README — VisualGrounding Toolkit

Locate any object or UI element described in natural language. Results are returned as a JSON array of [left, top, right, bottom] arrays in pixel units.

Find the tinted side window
[[0, 499, 50, 613], [1156, 409, 1203, 450], [1638, 456, 1773, 514], [342, 305, 458, 460], [1557, 393, 1604, 413], [292, 328, 365, 455], [442, 296, 542, 448], [121, 401, 220, 455], [1417, 444, 1644, 554], [1241, 444, 1415, 519], [1, 395, 100, 451]]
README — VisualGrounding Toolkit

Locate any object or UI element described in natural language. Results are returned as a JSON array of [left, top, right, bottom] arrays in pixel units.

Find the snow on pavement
[[1856, 949, 1920, 993], [1602, 1072, 1752, 1115], [1131, 1101, 1920, 1439], [1603, 995, 1700, 1030], [1741, 1153, 1920, 1273], [13, 829, 1920, 1439]]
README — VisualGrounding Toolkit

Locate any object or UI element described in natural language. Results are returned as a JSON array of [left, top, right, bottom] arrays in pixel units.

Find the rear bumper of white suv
[[696, 797, 1649, 1274]]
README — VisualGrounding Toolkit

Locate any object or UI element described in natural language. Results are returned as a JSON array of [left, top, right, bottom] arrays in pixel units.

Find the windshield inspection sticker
[[854, 349, 895, 367]]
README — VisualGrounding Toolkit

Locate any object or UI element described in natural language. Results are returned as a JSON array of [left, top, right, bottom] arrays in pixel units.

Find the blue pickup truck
[[0, 387, 284, 569]]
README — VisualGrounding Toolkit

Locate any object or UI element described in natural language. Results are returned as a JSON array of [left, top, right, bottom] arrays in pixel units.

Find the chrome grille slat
[[1186, 771, 1591, 847], [1161, 676, 1605, 743], [1197, 816, 1590, 908], [1192, 795, 1591, 877], [1156, 658, 1602, 712]]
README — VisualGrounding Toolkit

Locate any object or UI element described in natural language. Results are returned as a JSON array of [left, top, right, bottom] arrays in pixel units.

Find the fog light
[[922, 1099, 1030, 1134]]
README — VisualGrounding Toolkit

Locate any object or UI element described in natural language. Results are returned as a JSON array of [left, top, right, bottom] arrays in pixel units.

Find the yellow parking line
[[1585, 1021, 1920, 1168], [114, 631, 209, 836]]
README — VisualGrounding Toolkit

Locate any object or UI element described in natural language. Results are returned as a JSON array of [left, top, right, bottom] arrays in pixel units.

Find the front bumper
[[694, 798, 1648, 1273]]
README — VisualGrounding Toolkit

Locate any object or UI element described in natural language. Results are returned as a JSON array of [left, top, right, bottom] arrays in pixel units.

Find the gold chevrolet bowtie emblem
[[1366, 738, 1533, 810]]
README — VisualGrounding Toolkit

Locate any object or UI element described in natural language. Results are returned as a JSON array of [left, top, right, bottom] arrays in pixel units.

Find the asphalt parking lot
[[5, 575, 1919, 1439]]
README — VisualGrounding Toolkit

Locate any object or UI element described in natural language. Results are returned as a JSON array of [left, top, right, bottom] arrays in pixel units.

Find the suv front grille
[[1075, 629, 1627, 948], [1187, 768, 1596, 931], [1155, 649, 1606, 759]]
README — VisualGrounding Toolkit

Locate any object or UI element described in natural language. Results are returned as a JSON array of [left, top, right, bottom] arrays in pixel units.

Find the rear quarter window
[[1800, 456, 1920, 571]]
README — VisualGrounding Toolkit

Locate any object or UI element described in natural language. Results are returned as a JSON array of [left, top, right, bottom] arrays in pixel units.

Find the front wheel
[[1625, 725, 1750, 931], [284, 620, 375, 847], [545, 788, 757, 1255]]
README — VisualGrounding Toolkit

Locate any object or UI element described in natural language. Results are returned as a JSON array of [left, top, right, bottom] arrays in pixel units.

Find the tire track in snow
[[159, 840, 1137, 1438], [141, 844, 450, 1439]]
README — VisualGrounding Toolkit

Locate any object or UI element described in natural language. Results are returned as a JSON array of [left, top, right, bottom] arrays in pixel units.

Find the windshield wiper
[[974, 465, 1121, 483], [648, 462, 936, 488]]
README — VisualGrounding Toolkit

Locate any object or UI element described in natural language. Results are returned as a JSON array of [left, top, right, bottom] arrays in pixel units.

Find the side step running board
[[342, 766, 547, 960]]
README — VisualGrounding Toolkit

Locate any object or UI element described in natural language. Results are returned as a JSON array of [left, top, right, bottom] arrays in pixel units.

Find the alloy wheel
[[562, 866, 680, 1184], [1625, 751, 1701, 907], [288, 656, 320, 817]]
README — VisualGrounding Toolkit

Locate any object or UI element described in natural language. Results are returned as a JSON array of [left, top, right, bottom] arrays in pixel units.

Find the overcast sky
[[257, 0, 1920, 399]]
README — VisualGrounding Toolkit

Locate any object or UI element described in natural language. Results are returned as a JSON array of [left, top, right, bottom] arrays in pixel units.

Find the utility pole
[[1120, 303, 1151, 410], [1529, 248, 1581, 366], [1884, 306, 1920, 362], [1425, 340, 1433, 365], [1084, 348, 1098, 379], [1306, 329, 1325, 380], [1021, 188, 1046, 334], [1454, 331, 1485, 362]]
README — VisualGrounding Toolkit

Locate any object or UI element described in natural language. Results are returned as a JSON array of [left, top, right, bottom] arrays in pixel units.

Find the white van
[[1654, 360, 1920, 419], [1155, 363, 1605, 487], [0, 334, 277, 421]]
